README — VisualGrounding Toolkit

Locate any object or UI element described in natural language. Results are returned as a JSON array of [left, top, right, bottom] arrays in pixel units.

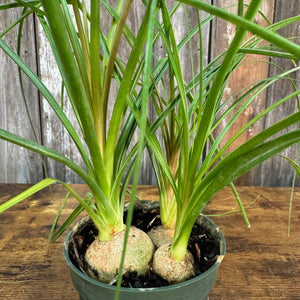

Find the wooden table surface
[[0, 184, 299, 299]]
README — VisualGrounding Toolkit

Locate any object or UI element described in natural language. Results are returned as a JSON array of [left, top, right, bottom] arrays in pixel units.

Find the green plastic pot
[[63, 206, 226, 300]]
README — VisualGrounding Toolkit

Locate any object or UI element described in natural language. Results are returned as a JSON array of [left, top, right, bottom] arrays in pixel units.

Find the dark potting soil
[[68, 206, 220, 288]]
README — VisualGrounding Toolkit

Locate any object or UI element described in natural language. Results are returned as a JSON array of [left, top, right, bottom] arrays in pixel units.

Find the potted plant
[[0, 0, 160, 295], [127, 0, 300, 296], [1, 1, 300, 300], [127, 1, 300, 299]]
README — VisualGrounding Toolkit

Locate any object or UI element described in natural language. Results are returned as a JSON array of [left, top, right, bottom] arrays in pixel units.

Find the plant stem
[[170, 0, 264, 262], [102, 0, 134, 135], [90, 0, 105, 155]]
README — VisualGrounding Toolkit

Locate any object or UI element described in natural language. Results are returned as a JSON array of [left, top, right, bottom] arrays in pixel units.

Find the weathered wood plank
[[0, 7, 43, 183], [37, 13, 87, 184], [211, 0, 276, 186], [208, 186, 300, 299], [0, 1, 300, 186], [0, 184, 299, 298], [260, 0, 300, 187]]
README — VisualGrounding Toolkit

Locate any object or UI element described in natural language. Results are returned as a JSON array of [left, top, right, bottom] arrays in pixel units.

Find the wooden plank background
[[1, 185, 300, 299], [0, 1, 299, 186]]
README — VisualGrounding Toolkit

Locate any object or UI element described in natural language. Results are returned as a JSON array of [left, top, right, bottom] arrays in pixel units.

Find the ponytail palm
[[0, 0, 156, 242], [1, 0, 300, 291], [147, 0, 300, 265]]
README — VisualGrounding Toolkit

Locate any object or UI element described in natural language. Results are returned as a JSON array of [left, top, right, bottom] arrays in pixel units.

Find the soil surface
[[68, 206, 220, 288]]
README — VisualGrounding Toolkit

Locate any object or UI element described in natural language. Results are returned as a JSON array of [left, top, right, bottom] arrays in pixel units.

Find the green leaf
[[278, 154, 300, 179], [49, 193, 93, 242], [114, 0, 159, 296], [0, 129, 114, 216], [0, 178, 57, 213], [177, 0, 300, 59], [0, 37, 95, 180], [40, 0, 108, 193]]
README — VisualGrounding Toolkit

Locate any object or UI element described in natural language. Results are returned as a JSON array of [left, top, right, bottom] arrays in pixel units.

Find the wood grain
[[0, 8, 43, 183], [211, 0, 275, 186], [0, 184, 299, 299], [261, 0, 300, 187], [37, 12, 87, 184], [0, 1, 299, 187]]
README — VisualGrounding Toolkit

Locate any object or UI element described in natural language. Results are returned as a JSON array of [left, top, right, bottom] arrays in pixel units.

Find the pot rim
[[63, 214, 226, 293]]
